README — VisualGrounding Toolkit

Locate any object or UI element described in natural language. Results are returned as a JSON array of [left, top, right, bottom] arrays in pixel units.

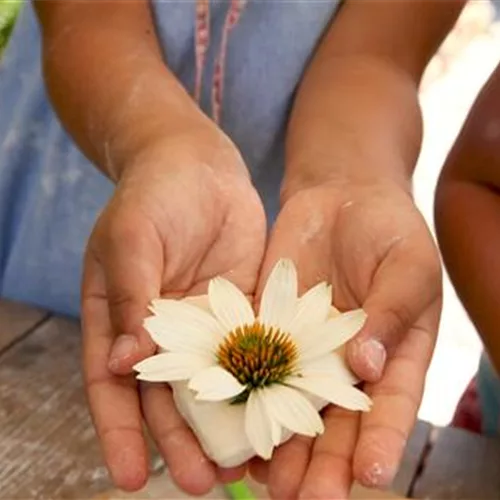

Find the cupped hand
[[81, 132, 267, 494], [249, 179, 441, 499]]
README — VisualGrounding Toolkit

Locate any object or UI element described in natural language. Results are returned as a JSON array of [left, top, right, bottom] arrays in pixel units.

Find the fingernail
[[360, 461, 396, 488], [358, 339, 387, 379], [108, 334, 139, 372]]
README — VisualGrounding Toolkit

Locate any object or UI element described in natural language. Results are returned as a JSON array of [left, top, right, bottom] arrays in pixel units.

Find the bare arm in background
[[436, 63, 500, 373]]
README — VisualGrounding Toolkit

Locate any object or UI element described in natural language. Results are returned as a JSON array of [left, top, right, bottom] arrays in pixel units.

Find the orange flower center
[[216, 321, 298, 403]]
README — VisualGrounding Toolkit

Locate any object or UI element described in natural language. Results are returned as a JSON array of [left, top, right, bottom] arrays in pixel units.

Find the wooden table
[[1, 298, 499, 499]]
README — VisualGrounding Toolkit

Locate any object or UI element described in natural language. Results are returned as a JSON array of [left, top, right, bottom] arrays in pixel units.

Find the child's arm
[[282, 0, 464, 381], [34, 1, 223, 181], [260, 2, 466, 498], [436, 63, 500, 373], [284, 0, 465, 194], [35, 3, 258, 494]]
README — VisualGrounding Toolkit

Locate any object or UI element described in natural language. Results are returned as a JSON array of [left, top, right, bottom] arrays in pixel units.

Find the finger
[[353, 304, 439, 488], [299, 406, 360, 500], [82, 255, 149, 491], [140, 381, 217, 495], [248, 457, 270, 485], [217, 465, 247, 484], [94, 209, 162, 374], [267, 435, 313, 499], [348, 240, 441, 381]]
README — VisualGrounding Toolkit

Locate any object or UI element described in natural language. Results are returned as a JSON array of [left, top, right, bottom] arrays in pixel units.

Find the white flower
[[134, 259, 372, 462]]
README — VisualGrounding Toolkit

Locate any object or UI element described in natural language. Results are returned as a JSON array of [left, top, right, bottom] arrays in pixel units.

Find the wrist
[[281, 156, 412, 206], [116, 126, 251, 186], [284, 56, 421, 205], [102, 100, 217, 181]]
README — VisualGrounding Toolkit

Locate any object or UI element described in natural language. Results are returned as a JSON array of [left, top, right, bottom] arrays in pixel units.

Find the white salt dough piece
[[170, 294, 349, 467], [172, 381, 327, 467], [172, 380, 256, 467]]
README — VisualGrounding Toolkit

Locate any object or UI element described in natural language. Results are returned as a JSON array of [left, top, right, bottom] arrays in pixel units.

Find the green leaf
[[0, 0, 21, 52]]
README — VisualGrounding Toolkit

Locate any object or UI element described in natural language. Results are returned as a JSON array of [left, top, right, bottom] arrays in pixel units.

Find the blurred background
[[0, 0, 499, 427], [415, 0, 499, 425], [0, 1, 21, 54]]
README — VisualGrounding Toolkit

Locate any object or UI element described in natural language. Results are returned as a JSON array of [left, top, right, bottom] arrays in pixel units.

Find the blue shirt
[[0, 1, 340, 316]]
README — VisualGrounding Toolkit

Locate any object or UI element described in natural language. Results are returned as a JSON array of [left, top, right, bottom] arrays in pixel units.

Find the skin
[[435, 62, 500, 375], [34, 1, 465, 498]]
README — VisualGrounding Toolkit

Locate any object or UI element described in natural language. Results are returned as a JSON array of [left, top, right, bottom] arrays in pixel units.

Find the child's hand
[[81, 132, 266, 494], [250, 179, 441, 499]]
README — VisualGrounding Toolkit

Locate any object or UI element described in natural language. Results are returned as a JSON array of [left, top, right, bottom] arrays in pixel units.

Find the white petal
[[298, 309, 367, 361], [299, 353, 359, 385], [270, 414, 282, 446], [143, 316, 209, 356], [189, 366, 246, 401], [259, 259, 298, 331], [245, 390, 274, 460], [145, 299, 224, 354], [262, 385, 324, 437], [289, 282, 332, 339], [328, 305, 341, 320], [134, 352, 212, 382], [286, 376, 372, 411], [208, 277, 255, 332], [182, 294, 211, 313]]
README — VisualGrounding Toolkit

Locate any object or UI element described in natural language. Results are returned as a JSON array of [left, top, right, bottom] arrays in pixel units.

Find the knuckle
[[383, 302, 414, 336], [368, 383, 420, 413], [107, 289, 136, 311], [357, 424, 408, 456], [106, 291, 142, 335]]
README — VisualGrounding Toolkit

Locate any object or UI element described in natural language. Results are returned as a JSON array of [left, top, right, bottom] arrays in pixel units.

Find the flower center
[[216, 321, 298, 403]]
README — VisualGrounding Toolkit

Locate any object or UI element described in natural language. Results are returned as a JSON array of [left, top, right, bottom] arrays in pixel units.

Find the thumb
[[95, 210, 163, 375], [347, 247, 441, 382]]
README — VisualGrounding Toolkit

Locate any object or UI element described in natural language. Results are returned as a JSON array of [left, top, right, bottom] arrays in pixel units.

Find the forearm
[[35, 1, 213, 181], [285, 56, 422, 194], [436, 180, 500, 373], [435, 62, 500, 372], [284, 0, 465, 196]]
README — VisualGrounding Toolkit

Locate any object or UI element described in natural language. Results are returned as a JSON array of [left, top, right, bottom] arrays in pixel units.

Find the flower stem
[[224, 480, 256, 500]]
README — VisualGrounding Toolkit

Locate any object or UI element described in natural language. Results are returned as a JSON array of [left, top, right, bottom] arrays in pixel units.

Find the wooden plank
[[413, 426, 500, 498], [0, 305, 412, 499], [0, 299, 48, 352], [0, 316, 113, 498], [351, 484, 403, 499], [391, 420, 432, 496], [96, 473, 405, 499]]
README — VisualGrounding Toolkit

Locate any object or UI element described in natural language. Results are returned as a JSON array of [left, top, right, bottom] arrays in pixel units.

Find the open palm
[[251, 180, 441, 499], [81, 139, 266, 494]]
